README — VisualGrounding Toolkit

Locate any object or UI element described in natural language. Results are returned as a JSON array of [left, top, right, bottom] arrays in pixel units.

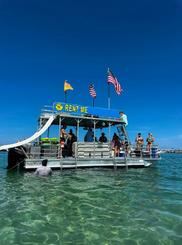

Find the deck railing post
[[108, 122, 112, 158], [125, 154, 128, 171], [93, 120, 97, 159], [76, 119, 80, 160], [113, 155, 117, 170], [75, 118, 80, 168], [59, 116, 63, 170], [93, 120, 95, 159]]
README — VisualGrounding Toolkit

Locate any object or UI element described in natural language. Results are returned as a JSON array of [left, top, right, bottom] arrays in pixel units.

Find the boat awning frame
[[39, 112, 125, 129]]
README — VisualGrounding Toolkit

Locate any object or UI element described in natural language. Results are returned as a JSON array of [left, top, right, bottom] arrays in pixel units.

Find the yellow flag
[[64, 81, 73, 92]]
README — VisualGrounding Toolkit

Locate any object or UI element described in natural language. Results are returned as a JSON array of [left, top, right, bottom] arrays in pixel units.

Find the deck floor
[[24, 157, 156, 169]]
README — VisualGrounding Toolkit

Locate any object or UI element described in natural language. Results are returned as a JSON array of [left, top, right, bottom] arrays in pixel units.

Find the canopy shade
[[40, 113, 124, 129]]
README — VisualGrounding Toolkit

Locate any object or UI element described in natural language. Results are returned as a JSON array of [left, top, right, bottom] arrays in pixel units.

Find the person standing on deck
[[84, 128, 94, 142], [112, 133, 121, 157], [99, 132, 108, 143], [60, 125, 67, 153], [135, 133, 144, 150], [66, 129, 77, 156], [60, 126, 67, 141], [34, 159, 52, 177], [119, 111, 128, 126], [146, 133, 155, 152]]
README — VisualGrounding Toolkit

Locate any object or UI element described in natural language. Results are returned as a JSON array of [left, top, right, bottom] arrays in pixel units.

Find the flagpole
[[64, 91, 67, 103], [108, 83, 111, 109], [93, 98, 95, 107], [107, 68, 111, 109]]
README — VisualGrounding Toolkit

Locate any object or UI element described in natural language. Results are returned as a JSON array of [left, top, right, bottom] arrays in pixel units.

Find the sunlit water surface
[[0, 153, 182, 245]]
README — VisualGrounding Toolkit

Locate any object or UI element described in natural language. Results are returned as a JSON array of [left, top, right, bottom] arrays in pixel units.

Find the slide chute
[[0, 115, 55, 151]]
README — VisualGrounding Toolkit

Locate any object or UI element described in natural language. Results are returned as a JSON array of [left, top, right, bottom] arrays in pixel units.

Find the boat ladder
[[117, 125, 130, 144]]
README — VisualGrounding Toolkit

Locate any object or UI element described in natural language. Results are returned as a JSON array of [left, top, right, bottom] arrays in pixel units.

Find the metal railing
[[27, 144, 59, 159], [41, 105, 55, 117], [127, 144, 160, 159], [26, 143, 160, 160]]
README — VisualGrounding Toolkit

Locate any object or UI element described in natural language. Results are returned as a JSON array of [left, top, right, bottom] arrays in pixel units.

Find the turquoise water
[[0, 153, 182, 245]]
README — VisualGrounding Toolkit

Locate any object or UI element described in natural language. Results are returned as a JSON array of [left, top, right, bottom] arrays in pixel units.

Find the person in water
[[34, 159, 52, 177], [146, 133, 154, 151]]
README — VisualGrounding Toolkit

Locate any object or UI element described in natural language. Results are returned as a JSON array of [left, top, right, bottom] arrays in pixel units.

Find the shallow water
[[0, 153, 182, 245]]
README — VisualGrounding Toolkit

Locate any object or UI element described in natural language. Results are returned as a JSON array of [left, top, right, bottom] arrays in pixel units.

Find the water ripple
[[0, 154, 182, 244]]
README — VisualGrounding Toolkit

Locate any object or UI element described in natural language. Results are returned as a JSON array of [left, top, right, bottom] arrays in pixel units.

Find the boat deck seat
[[72, 142, 110, 158], [30, 146, 41, 159]]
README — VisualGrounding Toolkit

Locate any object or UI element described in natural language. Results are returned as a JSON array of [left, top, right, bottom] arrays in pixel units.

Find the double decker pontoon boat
[[0, 102, 160, 170]]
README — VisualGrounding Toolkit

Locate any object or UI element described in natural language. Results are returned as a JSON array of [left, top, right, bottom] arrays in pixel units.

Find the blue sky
[[0, 0, 181, 148]]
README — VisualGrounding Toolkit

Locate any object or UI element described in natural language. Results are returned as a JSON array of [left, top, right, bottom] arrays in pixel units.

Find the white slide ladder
[[0, 115, 55, 151]]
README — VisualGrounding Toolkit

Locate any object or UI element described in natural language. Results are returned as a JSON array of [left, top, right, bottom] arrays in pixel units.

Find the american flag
[[89, 84, 96, 98], [108, 69, 122, 95]]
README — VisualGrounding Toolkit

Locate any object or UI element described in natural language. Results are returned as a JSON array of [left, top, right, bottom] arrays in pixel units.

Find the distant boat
[[157, 150, 166, 154]]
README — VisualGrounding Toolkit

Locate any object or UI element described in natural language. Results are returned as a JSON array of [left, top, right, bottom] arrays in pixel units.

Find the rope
[[7, 159, 25, 171]]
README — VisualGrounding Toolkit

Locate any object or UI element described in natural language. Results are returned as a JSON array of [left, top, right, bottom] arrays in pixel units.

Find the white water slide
[[0, 115, 55, 151]]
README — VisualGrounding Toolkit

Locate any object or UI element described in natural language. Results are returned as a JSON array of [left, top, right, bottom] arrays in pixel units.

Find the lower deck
[[24, 157, 159, 170], [22, 141, 160, 170]]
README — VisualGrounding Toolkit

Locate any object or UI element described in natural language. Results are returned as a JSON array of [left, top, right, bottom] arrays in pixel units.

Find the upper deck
[[39, 102, 126, 128]]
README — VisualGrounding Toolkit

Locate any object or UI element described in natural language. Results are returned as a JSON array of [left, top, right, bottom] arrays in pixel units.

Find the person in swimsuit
[[112, 133, 121, 157], [135, 133, 144, 150], [146, 133, 154, 151]]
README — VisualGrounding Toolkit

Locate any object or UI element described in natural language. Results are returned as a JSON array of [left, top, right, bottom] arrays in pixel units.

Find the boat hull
[[24, 157, 160, 170], [7, 147, 27, 170]]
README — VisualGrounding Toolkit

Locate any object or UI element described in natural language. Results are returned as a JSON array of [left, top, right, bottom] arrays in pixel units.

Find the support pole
[[107, 68, 111, 109], [93, 120, 97, 159], [59, 117, 63, 168], [47, 127, 50, 138], [108, 122, 111, 157], [93, 98, 95, 107], [76, 119, 80, 160], [108, 83, 111, 109], [38, 118, 42, 144], [125, 155, 128, 171], [64, 91, 67, 103]]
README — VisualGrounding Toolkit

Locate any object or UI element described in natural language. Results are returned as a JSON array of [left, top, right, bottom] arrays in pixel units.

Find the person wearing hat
[[146, 133, 154, 151], [34, 159, 52, 177], [99, 132, 108, 143]]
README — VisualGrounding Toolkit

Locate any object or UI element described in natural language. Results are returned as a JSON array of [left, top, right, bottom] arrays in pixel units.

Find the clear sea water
[[0, 153, 182, 245]]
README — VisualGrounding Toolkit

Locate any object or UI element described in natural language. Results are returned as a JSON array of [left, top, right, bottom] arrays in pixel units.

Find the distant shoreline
[[163, 150, 182, 154]]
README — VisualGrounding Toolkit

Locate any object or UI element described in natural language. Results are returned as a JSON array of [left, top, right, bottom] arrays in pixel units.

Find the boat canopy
[[50, 114, 123, 128], [40, 102, 125, 128]]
